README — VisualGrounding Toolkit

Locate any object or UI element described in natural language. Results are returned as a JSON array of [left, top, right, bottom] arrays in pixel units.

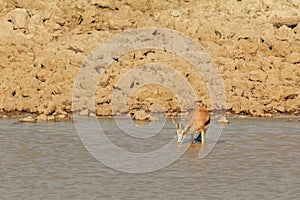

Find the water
[[0, 117, 299, 200]]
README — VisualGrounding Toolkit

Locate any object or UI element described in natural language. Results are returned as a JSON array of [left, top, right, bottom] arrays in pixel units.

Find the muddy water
[[1, 117, 299, 200]]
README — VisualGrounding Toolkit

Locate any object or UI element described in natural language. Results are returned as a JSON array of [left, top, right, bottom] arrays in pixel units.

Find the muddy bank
[[0, 0, 299, 118]]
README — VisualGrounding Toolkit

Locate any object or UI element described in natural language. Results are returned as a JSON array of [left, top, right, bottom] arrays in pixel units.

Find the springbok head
[[172, 118, 186, 144]]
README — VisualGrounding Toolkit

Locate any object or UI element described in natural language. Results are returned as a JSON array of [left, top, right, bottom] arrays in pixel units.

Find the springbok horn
[[171, 117, 179, 129]]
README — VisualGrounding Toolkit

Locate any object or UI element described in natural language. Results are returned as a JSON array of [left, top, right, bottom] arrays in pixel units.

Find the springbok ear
[[172, 117, 179, 129]]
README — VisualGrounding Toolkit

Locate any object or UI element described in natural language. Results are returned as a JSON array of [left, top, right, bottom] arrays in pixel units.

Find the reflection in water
[[0, 117, 300, 199]]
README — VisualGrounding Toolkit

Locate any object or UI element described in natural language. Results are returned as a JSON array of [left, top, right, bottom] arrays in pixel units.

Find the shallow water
[[1, 117, 300, 200]]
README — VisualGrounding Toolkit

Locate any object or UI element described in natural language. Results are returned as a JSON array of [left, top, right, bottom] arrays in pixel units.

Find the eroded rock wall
[[0, 0, 299, 117]]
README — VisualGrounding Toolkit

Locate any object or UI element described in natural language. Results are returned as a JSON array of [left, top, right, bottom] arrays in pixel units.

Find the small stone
[[47, 115, 55, 121], [166, 112, 176, 117], [19, 116, 37, 123], [132, 110, 158, 121], [171, 10, 181, 17], [8, 8, 29, 30], [226, 111, 232, 117], [238, 115, 248, 119], [43, 102, 56, 115], [89, 113, 96, 117], [217, 117, 229, 124], [276, 106, 285, 113], [133, 110, 150, 121], [37, 114, 48, 122], [1, 115, 9, 119], [58, 114, 66, 119], [265, 113, 273, 118]]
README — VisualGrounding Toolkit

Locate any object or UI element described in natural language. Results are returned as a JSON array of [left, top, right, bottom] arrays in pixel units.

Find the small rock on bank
[[132, 110, 159, 121], [0, 115, 9, 119], [217, 117, 229, 124], [37, 114, 48, 122], [19, 116, 37, 123]]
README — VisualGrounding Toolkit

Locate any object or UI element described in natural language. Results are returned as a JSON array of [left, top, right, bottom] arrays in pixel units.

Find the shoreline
[[1, 110, 299, 123], [1, 1, 300, 122]]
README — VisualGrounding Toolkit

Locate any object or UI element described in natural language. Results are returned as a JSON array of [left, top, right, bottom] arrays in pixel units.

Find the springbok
[[172, 105, 210, 144]]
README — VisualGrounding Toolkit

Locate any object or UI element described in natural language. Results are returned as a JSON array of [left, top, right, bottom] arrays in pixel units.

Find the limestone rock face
[[0, 0, 299, 118]]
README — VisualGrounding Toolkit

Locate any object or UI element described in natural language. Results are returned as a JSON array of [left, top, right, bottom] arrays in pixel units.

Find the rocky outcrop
[[0, 0, 299, 118]]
